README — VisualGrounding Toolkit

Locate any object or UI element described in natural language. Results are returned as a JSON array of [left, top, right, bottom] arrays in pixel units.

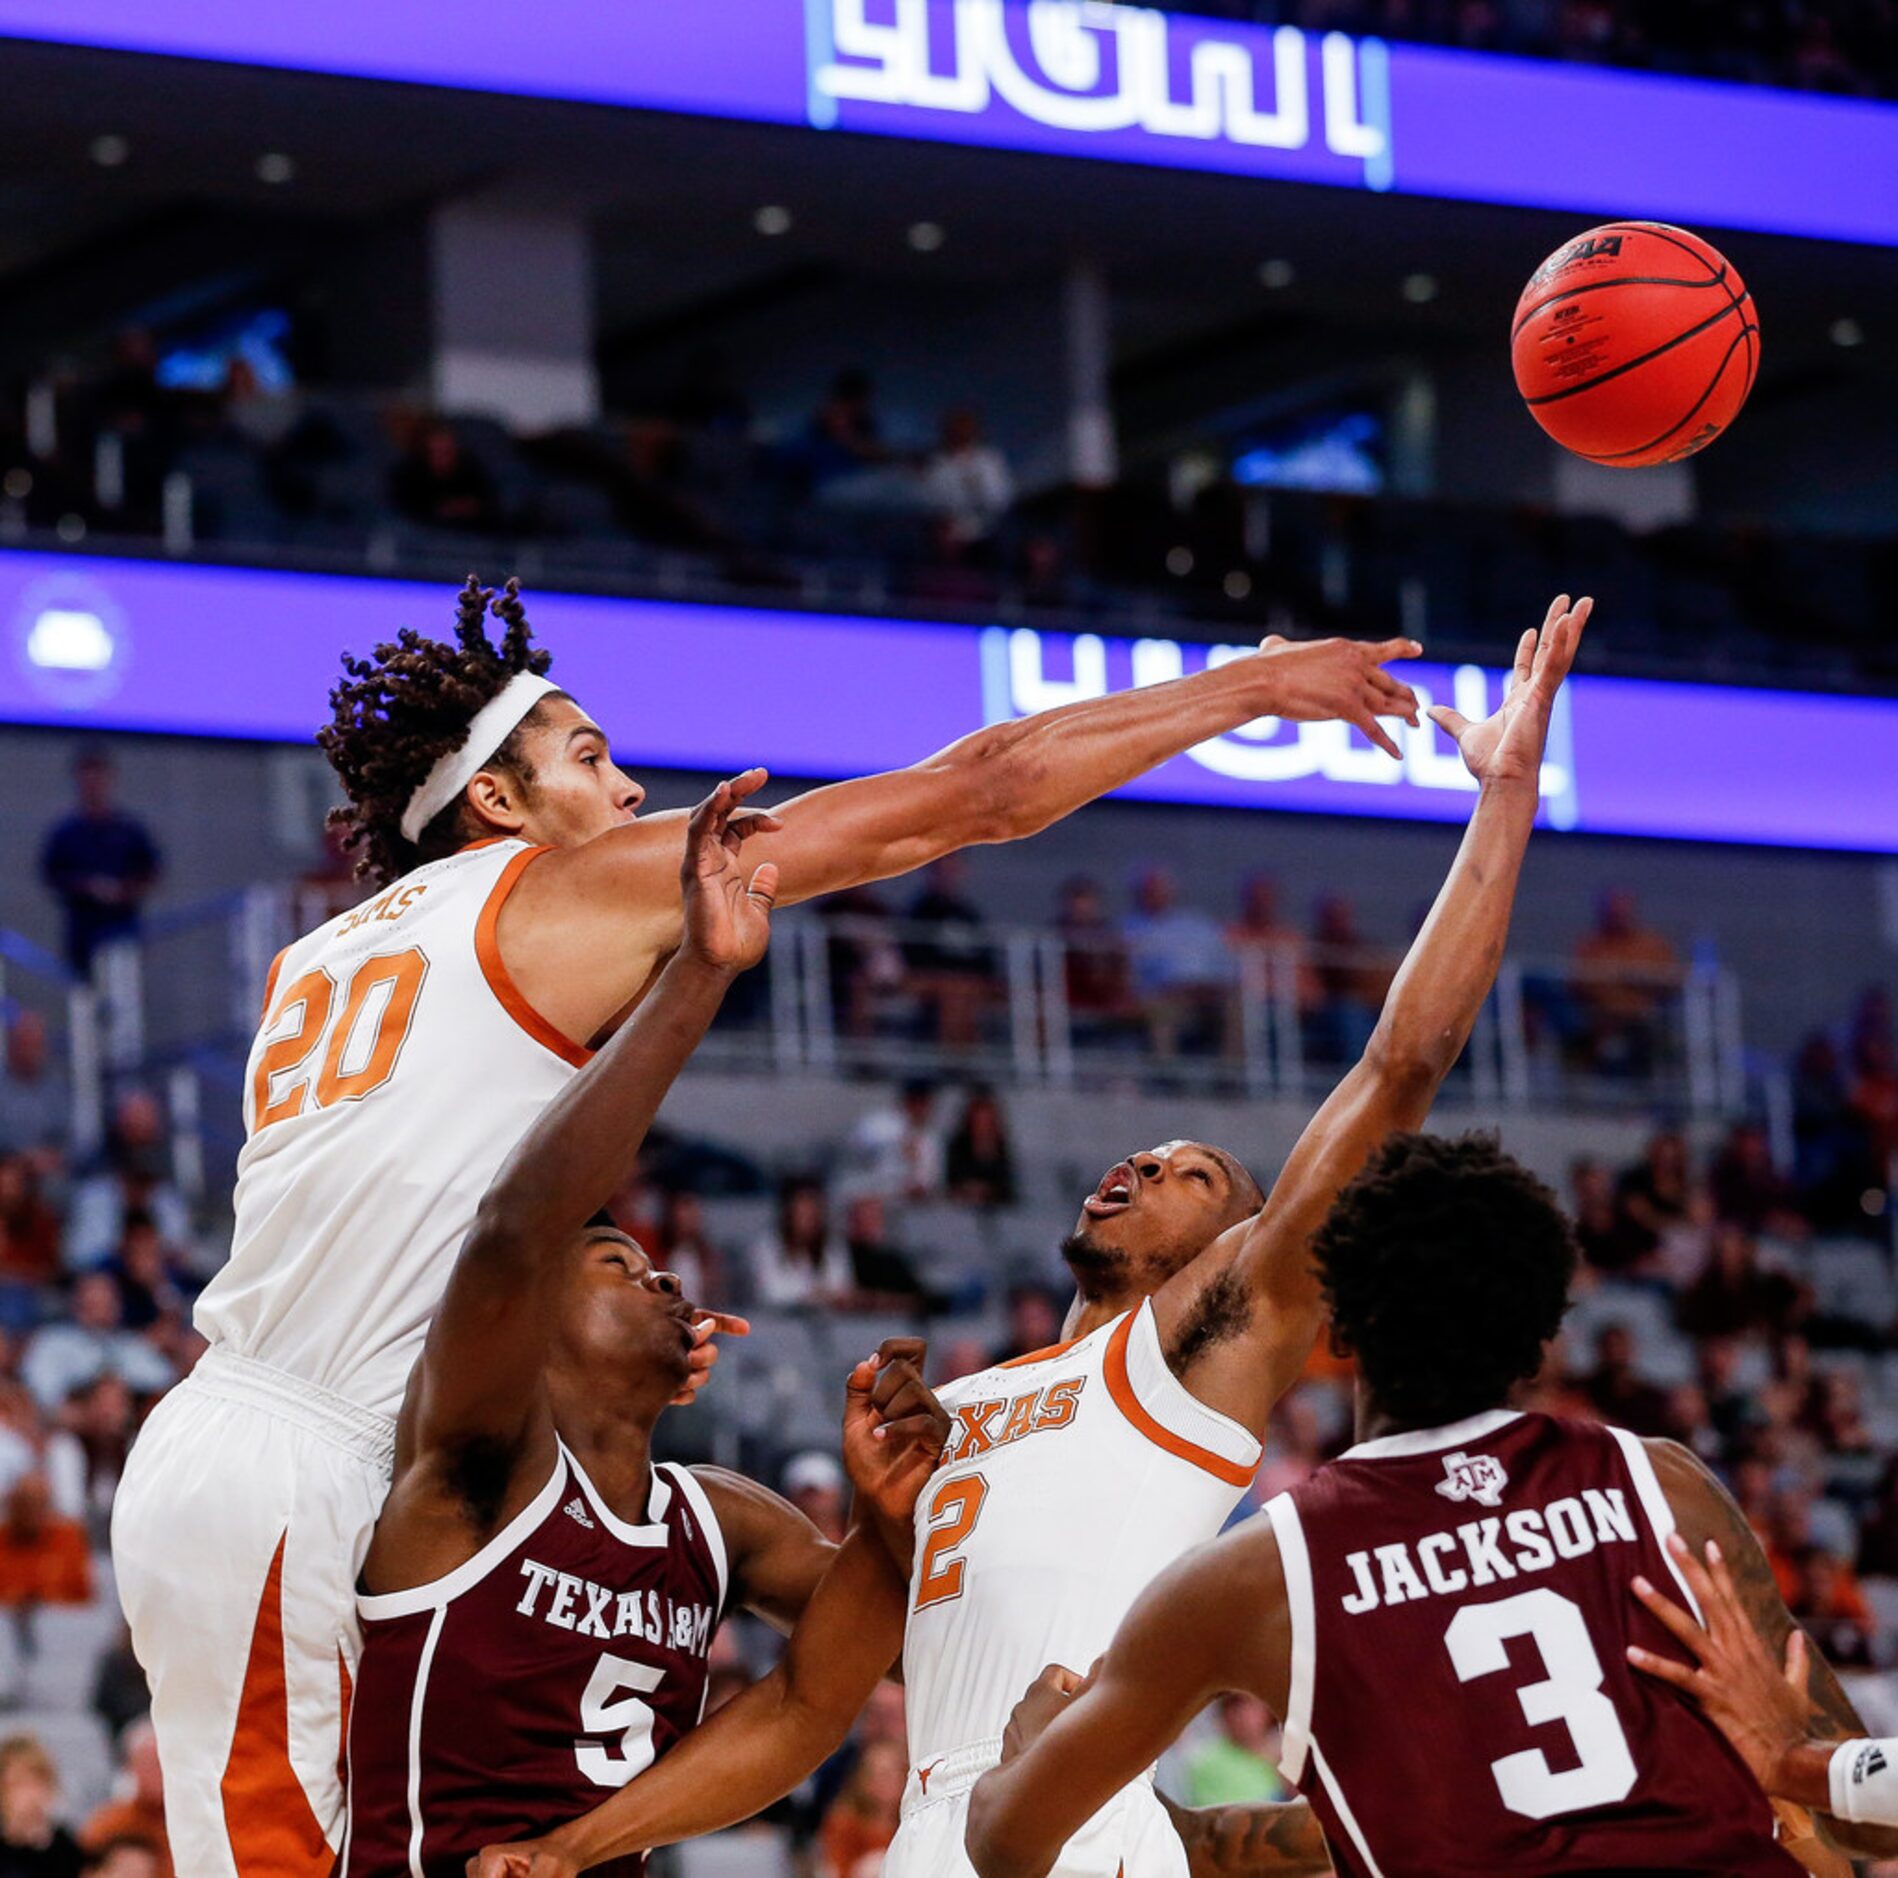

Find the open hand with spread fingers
[[680, 768, 781, 975], [1254, 633, 1424, 763], [1431, 593, 1591, 791]]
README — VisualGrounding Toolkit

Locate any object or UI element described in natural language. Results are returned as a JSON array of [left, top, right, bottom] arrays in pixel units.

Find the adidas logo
[[564, 1496, 596, 1531]]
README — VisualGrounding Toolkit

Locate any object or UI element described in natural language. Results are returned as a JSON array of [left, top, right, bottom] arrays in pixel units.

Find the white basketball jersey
[[194, 839, 585, 1418], [897, 1299, 1260, 1863]]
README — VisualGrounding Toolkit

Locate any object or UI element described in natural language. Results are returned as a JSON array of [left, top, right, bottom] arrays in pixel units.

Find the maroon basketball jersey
[[1266, 1410, 1802, 1877], [344, 1447, 726, 1877]]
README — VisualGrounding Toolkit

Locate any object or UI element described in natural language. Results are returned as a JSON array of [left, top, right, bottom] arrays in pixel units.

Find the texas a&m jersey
[[1265, 1410, 1803, 1877]]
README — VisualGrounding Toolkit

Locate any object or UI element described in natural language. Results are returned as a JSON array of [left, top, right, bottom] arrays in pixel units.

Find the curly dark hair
[[1314, 1131, 1577, 1430], [318, 575, 557, 885]]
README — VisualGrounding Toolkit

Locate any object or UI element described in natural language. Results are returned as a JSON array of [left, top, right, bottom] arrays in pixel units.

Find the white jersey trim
[[1607, 1424, 1704, 1622], [1339, 1408, 1522, 1463], [663, 1463, 730, 1615], [405, 1602, 448, 1878], [1311, 1738, 1387, 1878], [562, 1441, 676, 1546], [358, 1448, 570, 1621], [1264, 1493, 1315, 1787]]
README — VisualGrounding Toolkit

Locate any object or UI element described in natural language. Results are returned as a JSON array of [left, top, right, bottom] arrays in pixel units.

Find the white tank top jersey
[[193, 839, 586, 1418], [902, 1299, 1261, 1806]]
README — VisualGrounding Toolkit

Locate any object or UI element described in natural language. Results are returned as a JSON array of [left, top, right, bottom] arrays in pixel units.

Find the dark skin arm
[[1637, 1439, 1898, 1863], [1159, 1795, 1332, 1878], [1154, 597, 1591, 1434], [505, 636, 1421, 1046], [364, 774, 778, 1595], [470, 1351, 947, 1878], [966, 1519, 1294, 1878]]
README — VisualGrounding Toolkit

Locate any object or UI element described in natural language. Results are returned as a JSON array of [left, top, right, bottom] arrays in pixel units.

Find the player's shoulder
[[679, 1464, 807, 1543]]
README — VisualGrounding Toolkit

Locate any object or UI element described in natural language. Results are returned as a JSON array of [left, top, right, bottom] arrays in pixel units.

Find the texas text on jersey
[[1265, 1410, 1802, 1877], [344, 1449, 726, 1878]]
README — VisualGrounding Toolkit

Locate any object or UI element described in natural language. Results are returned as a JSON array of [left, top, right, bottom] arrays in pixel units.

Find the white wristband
[[1829, 1738, 1898, 1825]]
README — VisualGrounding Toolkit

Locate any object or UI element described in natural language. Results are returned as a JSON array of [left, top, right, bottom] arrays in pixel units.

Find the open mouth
[[1083, 1162, 1137, 1219]]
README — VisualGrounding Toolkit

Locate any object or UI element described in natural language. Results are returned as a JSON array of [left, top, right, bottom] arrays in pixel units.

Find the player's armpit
[[1647, 1439, 1898, 1862], [1159, 1795, 1332, 1878], [966, 1521, 1287, 1878]]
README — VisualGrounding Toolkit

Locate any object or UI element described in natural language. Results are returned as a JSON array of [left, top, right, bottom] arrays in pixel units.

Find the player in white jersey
[[466, 594, 1591, 1878], [110, 573, 1420, 1876]]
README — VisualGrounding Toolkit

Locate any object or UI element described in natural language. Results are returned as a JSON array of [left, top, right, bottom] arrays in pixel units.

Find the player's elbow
[[964, 1784, 1050, 1878], [465, 1191, 535, 1271], [1363, 1022, 1455, 1105], [944, 721, 1042, 845]]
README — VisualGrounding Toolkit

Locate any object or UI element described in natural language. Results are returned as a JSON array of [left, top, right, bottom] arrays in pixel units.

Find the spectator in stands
[[990, 1283, 1064, 1367], [1790, 1031, 1875, 1229], [1571, 888, 1680, 1076], [840, 1194, 939, 1312], [920, 408, 1013, 555], [903, 857, 999, 1048], [20, 1274, 172, 1413], [1794, 1548, 1877, 1670], [81, 1845, 159, 1878], [846, 1081, 945, 1204], [106, 1218, 188, 1336], [1676, 1222, 1807, 1342], [652, 1190, 725, 1311], [817, 1737, 905, 1878], [781, 1451, 848, 1547], [1695, 1338, 1750, 1448], [47, 1373, 133, 1542], [1613, 1127, 1694, 1266], [0, 1474, 91, 1610], [1710, 1119, 1807, 1239], [63, 1093, 190, 1274], [944, 1085, 1017, 1208], [1055, 876, 1138, 1045], [388, 419, 503, 535], [746, 1176, 854, 1309], [1849, 1032, 1898, 1171], [1569, 1156, 1644, 1275], [819, 886, 910, 1040], [805, 366, 891, 486], [0, 1014, 65, 1169], [1309, 894, 1392, 1063], [0, 1732, 85, 1876], [1180, 1694, 1291, 1809], [1250, 1390, 1328, 1505], [1855, 1456, 1898, 1576], [218, 356, 297, 452], [1579, 1324, 1669, 1436], [1226, 874, 1319, 1015], [38, 750, 161, 976], [90, 1622, 149, 1747], [0, 1157, 60, 1286], [1122, 868, 1231, 1059], [79, 1723, 167, 1878]]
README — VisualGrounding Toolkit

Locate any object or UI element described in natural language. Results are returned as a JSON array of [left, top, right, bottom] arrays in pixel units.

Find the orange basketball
[[1512, 222, 1759, 468]]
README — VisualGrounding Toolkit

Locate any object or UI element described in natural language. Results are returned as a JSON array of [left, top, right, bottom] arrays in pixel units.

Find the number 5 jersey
[[344, 1448, 726, 1877], [1264, 1410, 1803, 1877]]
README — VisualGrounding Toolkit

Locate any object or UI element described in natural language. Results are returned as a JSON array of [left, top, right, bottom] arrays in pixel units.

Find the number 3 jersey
[[1264, 1410, 1802, 1878], [343, 1447, 726, 1878], [195, 839, 585, 1418]]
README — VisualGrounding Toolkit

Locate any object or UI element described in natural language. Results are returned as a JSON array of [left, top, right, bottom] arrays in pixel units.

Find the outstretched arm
[[966, 1518, 1288, 1878], [1156, 597, 1590, 1433], [1635, 1441, 1898, 1862], [506, 636, 1421, 1043], [399, 774, 778, 1468]]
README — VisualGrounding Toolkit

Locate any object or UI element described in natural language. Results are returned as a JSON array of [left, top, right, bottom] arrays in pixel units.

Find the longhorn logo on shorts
[[1434, 1450, 1508, 1507]]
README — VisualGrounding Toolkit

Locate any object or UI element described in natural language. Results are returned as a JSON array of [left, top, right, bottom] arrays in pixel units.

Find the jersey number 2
[[915, 1474, 989, 1610], [253, 948, 428, 1131], [1444, 1587, 1637, 1820], [576, 1652, 664, 1788]]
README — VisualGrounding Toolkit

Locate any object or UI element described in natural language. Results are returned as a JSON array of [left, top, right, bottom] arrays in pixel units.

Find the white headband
[[400, 672, 560, 843]]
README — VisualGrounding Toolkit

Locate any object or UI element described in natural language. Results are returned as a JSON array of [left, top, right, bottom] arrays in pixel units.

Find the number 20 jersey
[[1265, 1410, 1801, 1877], [195, 839, 585, 1418]]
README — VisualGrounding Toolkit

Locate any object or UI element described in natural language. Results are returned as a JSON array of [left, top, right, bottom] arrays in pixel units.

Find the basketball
[[1512, 222, 1760, 467]]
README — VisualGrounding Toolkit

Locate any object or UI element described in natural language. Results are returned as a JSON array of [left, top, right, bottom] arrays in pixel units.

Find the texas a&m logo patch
[[1434, 1450, 1508, 1508]]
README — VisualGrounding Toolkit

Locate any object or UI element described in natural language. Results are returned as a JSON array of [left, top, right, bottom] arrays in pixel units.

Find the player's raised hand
[[1253, 632, 1423, 761], [1430, 593, 1590, 791], [668, 1311, 751, 1409], [1627, 1533, 1814, 1796], [680, 769, 781, 974], [843, 1337, 950, 1524]]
